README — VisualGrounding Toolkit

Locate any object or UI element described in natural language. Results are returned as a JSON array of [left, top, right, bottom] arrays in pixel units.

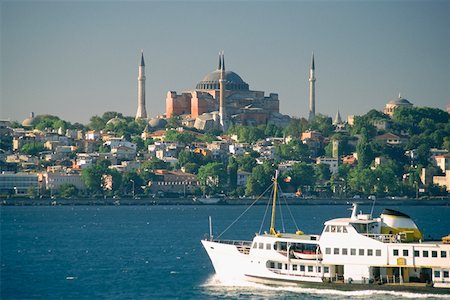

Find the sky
[[1, 0, 449, 124]]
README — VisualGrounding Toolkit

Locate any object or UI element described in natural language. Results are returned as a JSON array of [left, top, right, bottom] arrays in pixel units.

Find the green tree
[[121, 171, 144, 196], [309, 114, 334, 137], [227, 156, 238, 190], [59, 183, 78, 198], [236, 154, 257, 172], [315, 164, 331, 181], [245, 162, 276, 196], [20, 143, 46, 156], [88, 115, 106, 131], [276, 140, 310, 161], [197, 162, 228, 195], [283, 117, 307, 138], [140, 157, 170, 172], [356, 128, 374, 169], [282, 162, 316, 192]]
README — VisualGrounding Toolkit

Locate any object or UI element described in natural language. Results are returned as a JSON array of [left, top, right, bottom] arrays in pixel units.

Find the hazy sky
[[1, 0, 449, 124]]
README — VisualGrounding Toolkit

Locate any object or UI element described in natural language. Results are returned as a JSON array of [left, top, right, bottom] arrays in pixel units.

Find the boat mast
[[270, 170, 279, 235]]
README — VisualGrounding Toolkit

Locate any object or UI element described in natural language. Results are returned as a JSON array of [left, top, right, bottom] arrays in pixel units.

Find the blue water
[[1, 204, 449, 299]]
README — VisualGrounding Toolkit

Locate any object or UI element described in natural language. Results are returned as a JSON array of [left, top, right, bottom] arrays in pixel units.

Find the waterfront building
[[135, 51, 148, 120], [0, 172, 39, 194], [40, 172, 86, 192]]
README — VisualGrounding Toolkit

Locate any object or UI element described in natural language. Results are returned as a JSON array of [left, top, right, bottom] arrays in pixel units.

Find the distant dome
[[196, 70, 249, 91], [22, 112, 35, 127], [148, 118, 167, 128], [388, 94, 413, 106]]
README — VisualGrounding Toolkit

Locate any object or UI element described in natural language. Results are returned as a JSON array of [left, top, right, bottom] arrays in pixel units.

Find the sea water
[[1, 204, 449, 299]]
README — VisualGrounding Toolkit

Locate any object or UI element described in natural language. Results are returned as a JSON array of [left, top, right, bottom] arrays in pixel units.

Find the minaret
[[135, 50, 148, 120], [219, 51, 228, 131], [308, 53, 316, 122]]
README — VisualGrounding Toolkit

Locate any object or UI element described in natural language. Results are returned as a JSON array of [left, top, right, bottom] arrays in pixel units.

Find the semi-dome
[[148, 118, 167, 128], [196, 70, 249, 91]]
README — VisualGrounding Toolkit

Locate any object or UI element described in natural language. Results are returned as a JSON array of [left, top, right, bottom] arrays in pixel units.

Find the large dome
[[196, 70, 249, 91]]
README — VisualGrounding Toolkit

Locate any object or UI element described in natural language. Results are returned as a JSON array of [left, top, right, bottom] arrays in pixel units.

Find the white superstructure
[[201, 178, 450, 291]]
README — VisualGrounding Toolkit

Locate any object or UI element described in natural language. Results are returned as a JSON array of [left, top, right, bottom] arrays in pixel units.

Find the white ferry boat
[[201, 172, 450, 292]]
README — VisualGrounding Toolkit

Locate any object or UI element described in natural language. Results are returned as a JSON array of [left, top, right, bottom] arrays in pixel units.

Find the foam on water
[[202, 274, 450, 299]]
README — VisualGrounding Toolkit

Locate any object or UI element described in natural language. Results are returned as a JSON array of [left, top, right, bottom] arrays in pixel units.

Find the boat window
[[359, 249, 365, 256], [334, 248, 340, 255], [432, 251, 437, 258], [269, 261, 275, 268], [324, 266, 329, 273], [277, 263, 282, 269], [351, 248, 356, 255], [253, 242, 257, 249], [414, 250, 420, 257], [308, 266, 313, 272], [325, 248, 331, 254], [367, 249, 373, 256], [259, 243, 264, 249], [292, 264, 297, 271], [331, 226, 336, 233], [342, 248, 348, 255], [351, 223, 368, 233], [300, 265, 305, 272], [337, 226, 342, 233], [393, 249, 398, 256], [343, 227, 348, 233], [284, 264, 288, 270], [441, 251, 447, 258], [434, 271, 440, 278], [423, 250, 429, 257], [317, 266, 321, 273], [266, 243, 271, 250], [403, 249, 409, 256], [324, 226, 330, 232], [376, 249, 381, 256], [444, 271, 449, 278]]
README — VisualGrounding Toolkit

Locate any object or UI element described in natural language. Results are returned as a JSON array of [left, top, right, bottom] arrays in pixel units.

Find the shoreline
[[1, 197, 449, 206]]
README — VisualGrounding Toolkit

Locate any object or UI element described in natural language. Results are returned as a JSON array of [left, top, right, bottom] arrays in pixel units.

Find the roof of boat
[[258, 232, 320, 241], [324, 217, 379, 225]]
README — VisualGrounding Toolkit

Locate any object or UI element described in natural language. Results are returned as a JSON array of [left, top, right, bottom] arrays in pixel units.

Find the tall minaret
[[308, 53, 316, 122], [219, 51, 228, 131], [135, 50, 148, 120]]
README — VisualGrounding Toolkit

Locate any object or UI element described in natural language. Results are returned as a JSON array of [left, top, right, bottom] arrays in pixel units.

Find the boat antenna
[[209, 215, 213, 240], [270, 170, 279, 235], [370, 197, 377, 217]]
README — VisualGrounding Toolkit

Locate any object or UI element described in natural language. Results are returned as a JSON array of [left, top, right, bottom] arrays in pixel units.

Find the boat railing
[[211, 239, 252, 255], [362, 233, 399, 243], [211, 239, 252, 246]]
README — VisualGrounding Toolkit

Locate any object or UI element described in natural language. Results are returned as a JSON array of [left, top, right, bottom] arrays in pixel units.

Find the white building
[[316, 157, 339, 175]]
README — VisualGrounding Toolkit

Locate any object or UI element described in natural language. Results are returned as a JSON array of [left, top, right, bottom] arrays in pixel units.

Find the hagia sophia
[[164, 53, 290, 130]]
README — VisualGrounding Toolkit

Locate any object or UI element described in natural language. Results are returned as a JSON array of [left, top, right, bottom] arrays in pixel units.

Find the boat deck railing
[[211, 239, 252, 255]]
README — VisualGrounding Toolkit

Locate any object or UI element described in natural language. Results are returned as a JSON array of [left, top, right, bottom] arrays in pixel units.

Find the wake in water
[[200, 274, 450, 300]]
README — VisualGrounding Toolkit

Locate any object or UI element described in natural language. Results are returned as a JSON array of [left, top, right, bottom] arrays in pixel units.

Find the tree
[[315, 164, 331, 181], [356, 128, 374, 169], [88, 115, 106, 131], [197, 162, 228, 195], [20, 143, 45, 156], [140, 157, 170, 171], [283, 117, 308, 138], [282, 162, 316, 192], [309, 114, 334, 137], [59, 183, 78, 198], [245, 162, 276, 196], [276, 140, 310, 161], [227, 156, 238, 190], [236, 154, 257, 172], [121, 171, 144, 196]]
